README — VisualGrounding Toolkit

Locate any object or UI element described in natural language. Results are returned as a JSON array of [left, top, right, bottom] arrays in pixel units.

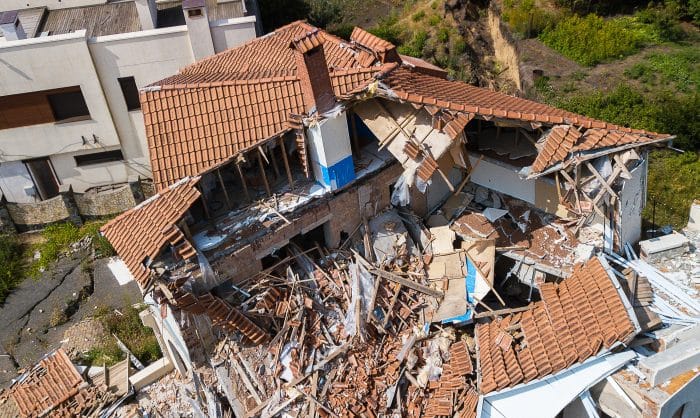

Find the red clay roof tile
[[100, 177, 201, 289], [476, 257, 636, 394]]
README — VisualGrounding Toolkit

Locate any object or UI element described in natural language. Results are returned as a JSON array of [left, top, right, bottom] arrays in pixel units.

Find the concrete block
[[129, 357, 174, 391], [688, 200, 700, 232], [639, 233, 690, 262], [638, 337, 700, 386]]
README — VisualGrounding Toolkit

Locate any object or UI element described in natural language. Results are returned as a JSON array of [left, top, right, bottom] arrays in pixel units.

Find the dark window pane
[[47, 88, 90, 121], [118, 76, 141, 111], [74, 150, 124, 167]]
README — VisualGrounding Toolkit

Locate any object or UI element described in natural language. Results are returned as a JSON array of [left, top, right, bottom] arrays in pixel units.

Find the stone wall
[[0, 178, 151, 232], [75, 184, 138, 219]]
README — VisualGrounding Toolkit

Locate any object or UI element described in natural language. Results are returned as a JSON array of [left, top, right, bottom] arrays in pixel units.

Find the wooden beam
[[473, 304, 532, 319], [585, 161, 618, 201], [235, 162, 251, 201], [613, 154, 633, 179], [454, 154, 483, 196], [196, 184, 211, 219], [257, 151, 272, 197], [353, 250, 443, 298], [279, 137, 294, 188], [216, 168, 232, 209]]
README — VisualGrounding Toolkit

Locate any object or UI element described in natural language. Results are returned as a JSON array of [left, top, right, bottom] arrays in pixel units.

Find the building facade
[[0, 0, 257, 203]]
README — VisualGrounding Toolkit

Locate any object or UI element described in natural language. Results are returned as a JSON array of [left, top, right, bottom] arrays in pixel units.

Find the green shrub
[[437, 26, 450, 42], [0, 234, 24, 304], [412, 10, 426, 21], [368, 15, 402, 46], [539, 14, 657, 66], [502, 0, 557, 38], [427, 14, 441, 26], [636, 3, 686, 42], [556, 84, 700, 150], [397, 30, 429, 57]]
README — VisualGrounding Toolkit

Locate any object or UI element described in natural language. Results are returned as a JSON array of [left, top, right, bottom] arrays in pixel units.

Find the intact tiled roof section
[[476, 257, 636, 394], [100, 177, 201, 288], [381, 67, 666, 135], [531, 125, 669, 174], [176, 21, 365, 79], [7, 349, 84, 418], [143, 78, 304, 188]]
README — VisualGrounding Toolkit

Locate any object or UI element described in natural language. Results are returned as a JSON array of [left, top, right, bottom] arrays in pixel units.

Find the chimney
[[0, 11, 26, 41], [291, 31, 335, 115], [183, 0, 215, 60], [134, 0, 157, 30]]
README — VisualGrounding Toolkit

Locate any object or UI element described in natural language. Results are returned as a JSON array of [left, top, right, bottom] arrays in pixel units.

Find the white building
[[0, 0, 258, 203]]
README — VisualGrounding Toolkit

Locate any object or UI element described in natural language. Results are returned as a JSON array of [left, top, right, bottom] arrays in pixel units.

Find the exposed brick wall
[[75, 185, 138, 219], [213, 163, 404, 283]]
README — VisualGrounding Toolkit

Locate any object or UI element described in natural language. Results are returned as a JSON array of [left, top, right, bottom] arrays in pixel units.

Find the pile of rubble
[[145, 205, 700, 418]]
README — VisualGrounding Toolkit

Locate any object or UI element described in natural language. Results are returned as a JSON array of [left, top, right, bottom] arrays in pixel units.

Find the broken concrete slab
[[638, 336, 700, 386], [640, 233, 690, 263]]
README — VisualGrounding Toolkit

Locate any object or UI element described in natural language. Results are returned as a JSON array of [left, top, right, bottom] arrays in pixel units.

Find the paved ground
[[0, 254, 140, 386]]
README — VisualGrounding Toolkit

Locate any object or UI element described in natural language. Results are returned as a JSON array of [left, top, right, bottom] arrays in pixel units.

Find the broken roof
[[143, 21, 670, 190], [1, 349, 84, 418], [143, 21, 399, 189], [100, 177, 201, 289], [476, 256, 638, 394]]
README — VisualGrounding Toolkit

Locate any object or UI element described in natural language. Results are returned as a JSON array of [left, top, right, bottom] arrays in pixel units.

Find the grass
[[85, 304, 162, 367], [27, 221, 115, 279], [624, 48, 700, 93], [0, 234, 25, 303], [644, 150, 700, 229]]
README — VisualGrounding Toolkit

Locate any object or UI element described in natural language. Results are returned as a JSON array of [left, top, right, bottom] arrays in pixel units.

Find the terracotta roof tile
[[100, 177, 201, 289], [476, 257, 636, 394], [7, 349, 84, 418], [531, 125, 670, 174]]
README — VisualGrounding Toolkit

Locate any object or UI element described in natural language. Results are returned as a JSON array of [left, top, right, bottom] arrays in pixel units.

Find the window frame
[[118, 76, 141, 111], [74, 150, 125, 167]]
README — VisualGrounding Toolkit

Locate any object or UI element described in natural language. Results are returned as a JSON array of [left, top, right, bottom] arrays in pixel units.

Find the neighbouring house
[[98, 22, 690, 417], [0, 0, 257, 218]]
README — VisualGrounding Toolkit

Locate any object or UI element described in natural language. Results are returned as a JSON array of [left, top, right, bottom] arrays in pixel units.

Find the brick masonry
[[214, 163, 408, 284]]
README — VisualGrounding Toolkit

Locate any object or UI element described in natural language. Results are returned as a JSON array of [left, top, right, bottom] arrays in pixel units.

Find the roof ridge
[[177, 20, 311, 76]]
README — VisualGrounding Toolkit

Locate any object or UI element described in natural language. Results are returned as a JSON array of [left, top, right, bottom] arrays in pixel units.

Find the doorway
[[24, 157, 60, 200]]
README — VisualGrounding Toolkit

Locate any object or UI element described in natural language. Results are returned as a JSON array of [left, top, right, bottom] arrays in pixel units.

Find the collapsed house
[[96, 21, 700, 417]]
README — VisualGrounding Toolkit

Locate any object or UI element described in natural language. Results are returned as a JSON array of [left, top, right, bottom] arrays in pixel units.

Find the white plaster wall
[[0, 161, 36, 203], [618, 156, 647, 246], [0, 32, 122, 169], [185, 8, 215, 60], [49, 146, 131, 191], [88, 27, 194, 178], [210, 16, 257, 52], [0, 0, 105, 12], [468, 154, 536, 204]]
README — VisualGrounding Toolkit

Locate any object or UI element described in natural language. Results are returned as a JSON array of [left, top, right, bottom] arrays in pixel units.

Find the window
[[118, 76, 141, 111], [187, 8, 203, 17], [74, 150, 124, 167], [47, 88, 90, 121]]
